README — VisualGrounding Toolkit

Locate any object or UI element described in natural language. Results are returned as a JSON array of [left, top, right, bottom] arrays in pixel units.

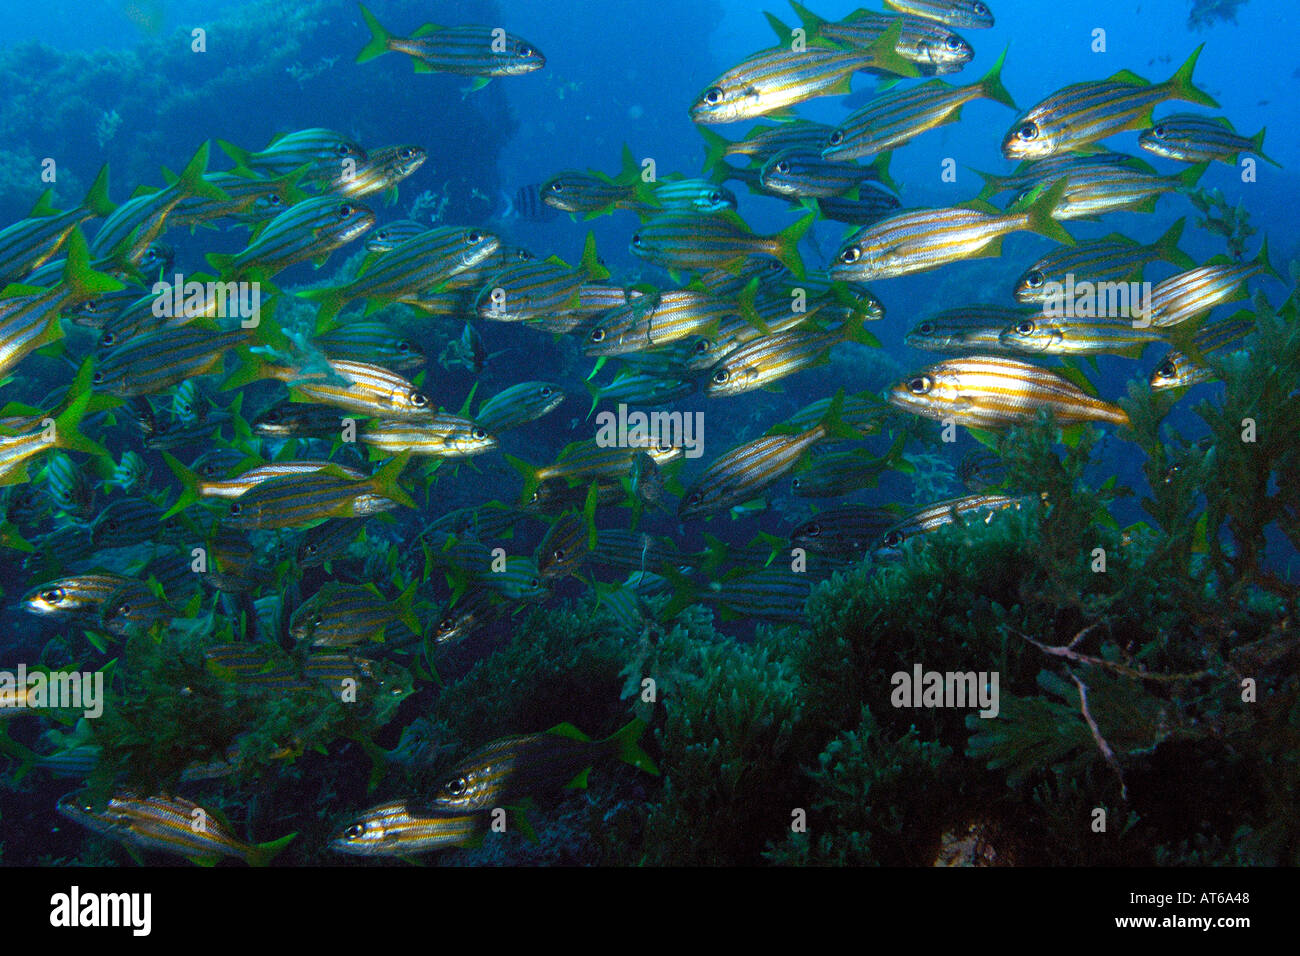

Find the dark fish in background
[[790, 505, 898, 558], [364, 219, 427, 253], [57, 791, 296, 867], [958, 449, 1007, 492], [1138, 112, 1281, 167], [500, 184, 560, 223], [814, 189, 902, 226], [427, 719, 657, 814], [355, 4, 546, 92], [218, 128, 368, 179]]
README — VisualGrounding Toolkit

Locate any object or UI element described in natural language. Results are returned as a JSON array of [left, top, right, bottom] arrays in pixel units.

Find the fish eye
[[446, 776, 468, 796], [1153, 125, 1167, 138], [552, 548, 565, 561], [1016, 320, 1035, 335], [945, 36, 963, 51], [345, 823, 365, 839], [229, 504, 241, 516], [1156, 359, 1175, 378], [411, 391, 429, 407], [806, 523, 821, 537], [694, 339, 712, 354], [883, 530, 903, 548], [466, 231, 483, 244], [39, 587, 64, 604], [1026, 270, 1044, 288], [268, 195, 283, 206], [517, 44, 534, 57], [791, 478, 802, 490], [709, 191, 722, 202], [828, 130, 844, 146], [918, 322, 935, 336], [338, 204, 354, 218], [906, 375, 933, 395], [335, 144, 354, 157], [630, 234, 643, 248], [704, 86, 723, 105], [712, 368, 729, 384], [590, 327, 606, 343], [530, 577, 540, 588], [687, 491, 702, 505], [117, 603, 131, 616], [1017, 122, 1039, 141], [540, 386, 553, 397], [974, 2, 989, 13], [472, 427, 487, 440], [400, 147, 415, 159], [775, 161, 790, 174], [100, 332, 115, 346], [548, 181, 564, 192], [304, 544, 318, 555], [839, 245, 862, 265]]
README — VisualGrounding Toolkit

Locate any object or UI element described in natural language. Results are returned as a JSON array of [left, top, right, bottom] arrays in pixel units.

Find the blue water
[[0, 0, 1296, 867]]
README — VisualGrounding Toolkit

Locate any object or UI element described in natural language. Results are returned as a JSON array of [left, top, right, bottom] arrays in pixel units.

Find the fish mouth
[[326, 832, 369, 854]]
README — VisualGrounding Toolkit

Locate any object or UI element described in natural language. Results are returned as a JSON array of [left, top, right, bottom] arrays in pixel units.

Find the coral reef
[[0, 0, 512, 223]]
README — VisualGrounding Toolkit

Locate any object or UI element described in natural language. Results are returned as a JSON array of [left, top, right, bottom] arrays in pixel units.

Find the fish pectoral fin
[[565, 767, 592, 790], [506, 805, 540, 844]]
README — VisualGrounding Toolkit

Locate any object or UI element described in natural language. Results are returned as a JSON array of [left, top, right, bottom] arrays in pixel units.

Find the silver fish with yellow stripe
[[830, 180, 1071, 281], [879, 493, 1031, 552], [57, 790, 295, 866], [1002, 46, 1217, 159], [889, 355, 1130, 428]]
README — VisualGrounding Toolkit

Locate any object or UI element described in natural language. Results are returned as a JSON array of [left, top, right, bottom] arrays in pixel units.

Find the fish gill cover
[[0, 0, 1295, 881]]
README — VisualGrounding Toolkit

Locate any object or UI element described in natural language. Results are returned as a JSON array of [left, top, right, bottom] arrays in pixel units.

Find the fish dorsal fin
[[1107, 68, 1149, 87], [545, 722, 590, 742]]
